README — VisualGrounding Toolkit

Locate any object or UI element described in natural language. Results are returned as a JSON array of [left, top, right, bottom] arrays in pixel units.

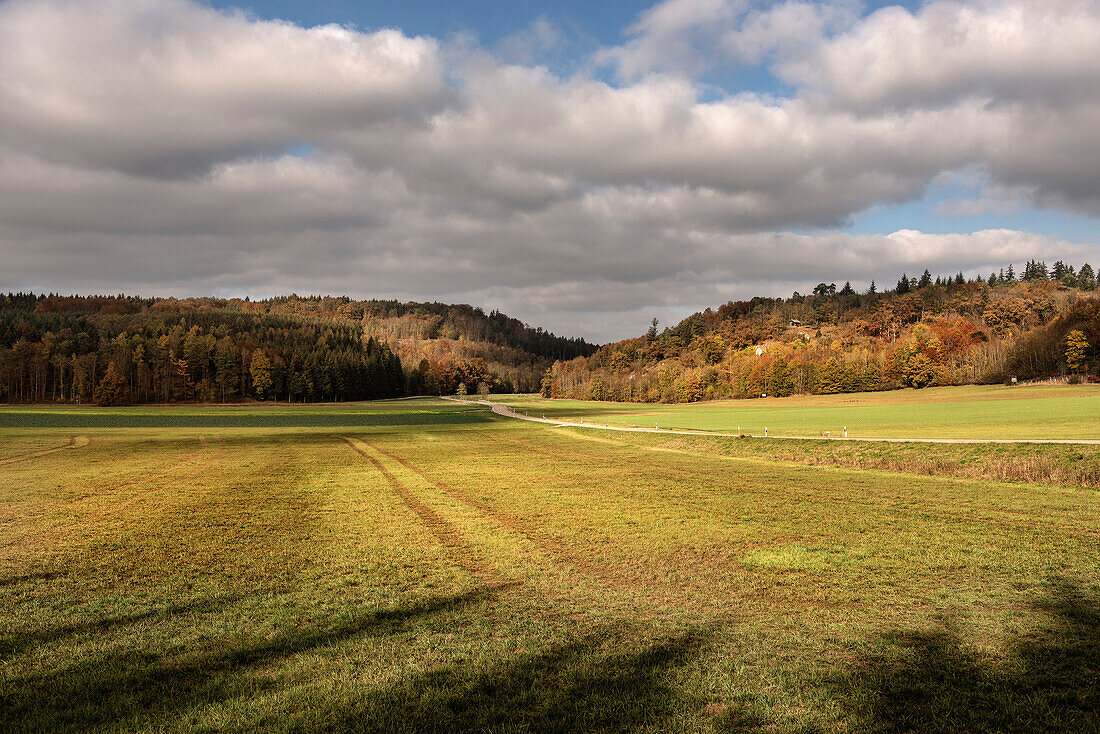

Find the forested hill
[[0, 293, 596, 404], [543, 263, 1100, 403]]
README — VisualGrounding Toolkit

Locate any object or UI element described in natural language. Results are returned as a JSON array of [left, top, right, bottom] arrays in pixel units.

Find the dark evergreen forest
[[0, 293, 596, 404]]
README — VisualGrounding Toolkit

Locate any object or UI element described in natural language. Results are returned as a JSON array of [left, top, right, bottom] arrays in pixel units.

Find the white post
[[765, 427, 768, 437], [844, 426, 847, 438]]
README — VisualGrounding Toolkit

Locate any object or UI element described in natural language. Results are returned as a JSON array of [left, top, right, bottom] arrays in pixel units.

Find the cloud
[[1, 0, 1100, 342], [0, 0, 448, 176], [495, 16, 567, 65], [595, 0, 744, 79], [785, 0, 1100, 112]]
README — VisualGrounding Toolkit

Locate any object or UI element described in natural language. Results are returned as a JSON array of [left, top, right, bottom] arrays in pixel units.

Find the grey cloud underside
[[1, 0, 1099, 342]]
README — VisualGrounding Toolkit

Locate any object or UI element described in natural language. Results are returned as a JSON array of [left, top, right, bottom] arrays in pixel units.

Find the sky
[[2, 0, 1099, 342]]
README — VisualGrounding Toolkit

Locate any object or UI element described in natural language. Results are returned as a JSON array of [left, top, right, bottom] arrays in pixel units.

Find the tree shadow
[[1, 585, 504, 732], [830, 581, 1099, 733], [0, 593, 247, 657], [311, 625, 729, 733], [2, 579, 734, 733]]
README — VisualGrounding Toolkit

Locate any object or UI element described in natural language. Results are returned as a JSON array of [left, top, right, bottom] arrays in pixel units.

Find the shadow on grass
[[831, 581, 1099, 733], [0, 585, 504, 732], [0, 593, 248, 657], [1, 581, 735, 733], [0, 409, 491, 430], [311, 626, 727, 733]]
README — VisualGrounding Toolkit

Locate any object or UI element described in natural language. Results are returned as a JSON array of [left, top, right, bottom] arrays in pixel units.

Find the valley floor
[[1, 396, 1097, 732]]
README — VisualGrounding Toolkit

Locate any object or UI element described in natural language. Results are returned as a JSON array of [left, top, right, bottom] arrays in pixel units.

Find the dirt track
[[442, 397, 1100, 446], [0, 436, 89, 466]]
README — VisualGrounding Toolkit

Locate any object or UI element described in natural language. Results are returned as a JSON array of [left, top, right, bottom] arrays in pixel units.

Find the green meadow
[[495, 384, 1100, 440], [1, 396, 1098, 732]]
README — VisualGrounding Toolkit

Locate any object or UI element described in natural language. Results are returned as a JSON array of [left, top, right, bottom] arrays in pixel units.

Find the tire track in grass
[[338, 436, 504, 586], [360, 438, 680, 596], [0, 435, 89, 466]]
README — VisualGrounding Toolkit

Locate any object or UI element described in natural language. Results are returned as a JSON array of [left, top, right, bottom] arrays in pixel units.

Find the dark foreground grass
[[0, 400, 489, 429], [1, 399, 1098, 732]]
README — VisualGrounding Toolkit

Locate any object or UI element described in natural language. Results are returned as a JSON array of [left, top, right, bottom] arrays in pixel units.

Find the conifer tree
[[1051, 260, 1068, 282], [93, 360, 128, 406], [1078, 264, 1096, 290]]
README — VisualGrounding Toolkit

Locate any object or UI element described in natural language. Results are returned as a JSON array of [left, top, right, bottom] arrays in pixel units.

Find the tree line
[[0, 293, 598, 404], [541, 263, 1100, 403], [0, 295, 404, 404]]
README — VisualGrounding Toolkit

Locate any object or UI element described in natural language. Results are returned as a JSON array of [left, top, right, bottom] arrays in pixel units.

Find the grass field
[[494, 384, 1100, 440], [2, 396, 1098, 732]]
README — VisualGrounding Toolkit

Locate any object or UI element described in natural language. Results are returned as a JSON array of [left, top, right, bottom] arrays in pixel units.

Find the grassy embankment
[[1, 396, 1097, 732]]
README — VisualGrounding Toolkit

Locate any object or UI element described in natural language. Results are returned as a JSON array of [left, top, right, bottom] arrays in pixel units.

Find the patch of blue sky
[[695, 64, 796, 101], [210, 1, 935, 98], [283, 143, 315, 158], [209, 0, 652, 46], [844, 178, 1099, 243]]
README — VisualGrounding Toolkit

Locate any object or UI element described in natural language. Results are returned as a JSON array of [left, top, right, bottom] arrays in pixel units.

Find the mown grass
[[494, 384, 1100, 439], [2, 398, 1098, 732]]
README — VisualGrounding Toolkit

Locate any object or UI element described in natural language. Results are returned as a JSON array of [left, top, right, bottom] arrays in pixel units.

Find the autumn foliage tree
[[250, 351, 273, 399], [1064, 330, 1089, 372], [93, 360, 128, 406]]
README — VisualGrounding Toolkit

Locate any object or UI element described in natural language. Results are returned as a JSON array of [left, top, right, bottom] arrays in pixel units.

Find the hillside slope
[[0, 294, 596, 403], [543, 270, 1100, 403]]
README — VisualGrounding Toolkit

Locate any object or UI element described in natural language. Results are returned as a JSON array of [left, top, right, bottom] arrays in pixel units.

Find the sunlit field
[[494, 384, 1100, 440], [2, 398, 1098, 732]]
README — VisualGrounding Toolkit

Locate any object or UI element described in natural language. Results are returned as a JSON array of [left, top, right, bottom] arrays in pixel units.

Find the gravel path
[[441, 396, 1100, 445]]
